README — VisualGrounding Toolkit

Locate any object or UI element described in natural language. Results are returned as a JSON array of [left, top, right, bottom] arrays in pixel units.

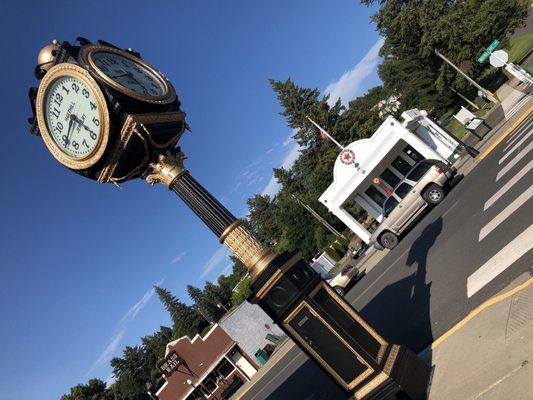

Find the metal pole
[[435, 49, 499, 103], [291, 194, 342, 236], [450, 88, 480, 110], [194, 304, 214, 324], [306, 116, 345, 150]]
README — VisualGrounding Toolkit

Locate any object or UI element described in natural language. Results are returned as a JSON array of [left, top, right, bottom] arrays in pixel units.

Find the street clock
[[27, 37, 431, 400], [29, 38, 186, 183]]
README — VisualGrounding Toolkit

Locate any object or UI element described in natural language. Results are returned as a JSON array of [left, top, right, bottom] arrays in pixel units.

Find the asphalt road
[[237, 112, 533, 400]]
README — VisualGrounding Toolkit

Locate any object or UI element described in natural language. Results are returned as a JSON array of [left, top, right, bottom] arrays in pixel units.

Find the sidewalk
[[424, 274, 533, 400]]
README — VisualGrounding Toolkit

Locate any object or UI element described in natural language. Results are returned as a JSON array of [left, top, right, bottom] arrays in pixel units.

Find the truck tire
[[423, 184, 445, 205], [380, 231, 398, 249]]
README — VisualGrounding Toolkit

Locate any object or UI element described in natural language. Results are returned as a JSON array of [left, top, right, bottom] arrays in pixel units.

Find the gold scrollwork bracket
[[146, 150, 188, 187]]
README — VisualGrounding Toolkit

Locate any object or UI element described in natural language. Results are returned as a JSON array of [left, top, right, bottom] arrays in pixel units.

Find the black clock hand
[[72, 116, 97, 137], [65, 114, 76, 146], [110, 73, 130, 79]]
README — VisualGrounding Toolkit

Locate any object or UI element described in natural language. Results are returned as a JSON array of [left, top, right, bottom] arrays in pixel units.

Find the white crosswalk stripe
[[504, 119, 533, 149], [499, 127, 533, 164], [479, 185, 533, 241], [467, 116, 533, 297], [467, 224, 533, 297], [496, 140, 533, 181], [504, 95, 531, 120], [484, 160, 533, 210]]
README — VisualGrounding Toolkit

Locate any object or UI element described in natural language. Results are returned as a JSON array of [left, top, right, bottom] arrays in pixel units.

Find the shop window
[[202, 375, 217, 393], [391, 156, 412, 176], [215, 358, 234, 378], [185, 389, 204, 400], [380, 168, 401, 188], [365, 186, 387, 208], [403, 145, 424, 163]]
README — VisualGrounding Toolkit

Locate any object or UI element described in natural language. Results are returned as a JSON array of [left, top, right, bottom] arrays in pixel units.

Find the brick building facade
[[155, 325, 258, 400]]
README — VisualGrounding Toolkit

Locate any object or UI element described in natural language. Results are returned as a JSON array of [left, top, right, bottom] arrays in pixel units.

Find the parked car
[[371, 159, 456, 250], [325, 263, 364, 296]]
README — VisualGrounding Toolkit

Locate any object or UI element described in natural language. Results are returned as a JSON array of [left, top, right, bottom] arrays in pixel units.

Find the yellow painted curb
[[431, 277, 533, 350], [477, 105, 533, 160]]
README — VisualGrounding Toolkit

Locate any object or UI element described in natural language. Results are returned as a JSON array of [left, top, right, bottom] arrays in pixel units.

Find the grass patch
[[444, 117, 468, 139], [506, 33, 533, 63], [439, 104, 492, 140]]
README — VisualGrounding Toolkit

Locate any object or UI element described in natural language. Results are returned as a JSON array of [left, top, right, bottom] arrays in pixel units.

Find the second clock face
[[92, 51, 166, 97], [44, 76, 102, 158]]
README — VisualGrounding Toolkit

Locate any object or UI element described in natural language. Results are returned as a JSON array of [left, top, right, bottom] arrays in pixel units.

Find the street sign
[[478, 39, 500, 63], [489, 50, 508, 68]]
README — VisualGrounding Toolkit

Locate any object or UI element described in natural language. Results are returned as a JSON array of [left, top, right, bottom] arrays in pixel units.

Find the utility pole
[[450, 88, 480, 110], [434, 49, 499, 103], [193, 304, 214, 324], [291, 194, 341, 236]]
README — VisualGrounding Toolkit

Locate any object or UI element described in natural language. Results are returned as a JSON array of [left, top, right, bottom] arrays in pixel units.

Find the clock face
[[44, 76, 102, 159], [92, 51, 166, 97]]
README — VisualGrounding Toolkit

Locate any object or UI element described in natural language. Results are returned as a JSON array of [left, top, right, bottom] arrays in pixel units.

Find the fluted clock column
[[146, 150, 430, 400]]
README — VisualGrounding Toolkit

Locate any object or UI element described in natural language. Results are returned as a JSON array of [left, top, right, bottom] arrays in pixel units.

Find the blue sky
[[0, 1, 382, 399]]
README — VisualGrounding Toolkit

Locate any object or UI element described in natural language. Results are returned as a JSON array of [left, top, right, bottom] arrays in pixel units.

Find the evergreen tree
[[154, 286, 183, 326], [186, 285, 204, 305], [269, 78, 344, 147], [61, 379, 112, 400], [154, 286, 208, 339], [360, 0, 528, 113]]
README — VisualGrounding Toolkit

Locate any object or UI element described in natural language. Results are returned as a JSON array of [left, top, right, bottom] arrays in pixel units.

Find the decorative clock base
[[250, 252, 431, 400]]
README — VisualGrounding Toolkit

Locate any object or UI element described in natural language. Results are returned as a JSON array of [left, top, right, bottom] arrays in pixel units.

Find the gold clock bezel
[[79, 44, 176, 105], [36, 63, 111, 170]]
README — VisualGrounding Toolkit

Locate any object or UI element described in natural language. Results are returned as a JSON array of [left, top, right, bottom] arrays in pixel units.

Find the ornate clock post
[[28, 38, 430, 400]]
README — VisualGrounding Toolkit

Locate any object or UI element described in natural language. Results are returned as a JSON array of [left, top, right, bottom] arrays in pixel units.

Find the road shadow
[[265, 356, 348, 400], [358, 218, 443, 352]]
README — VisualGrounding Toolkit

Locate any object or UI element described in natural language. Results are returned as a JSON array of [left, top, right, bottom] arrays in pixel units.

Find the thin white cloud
[[86, 281, 162, 377], [222, 263, 233, 276], [119, 280, 163, 325], [87, 331, 125, 377], [325, 38, 384, 106], [261, 131, 301, 197], [200, 246, 230, 280], [171, 251, 186, 265]]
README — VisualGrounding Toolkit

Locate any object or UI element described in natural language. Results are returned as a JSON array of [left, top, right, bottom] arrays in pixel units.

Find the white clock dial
[[44, 76, 102, 158], [92, 51, 165, 97]]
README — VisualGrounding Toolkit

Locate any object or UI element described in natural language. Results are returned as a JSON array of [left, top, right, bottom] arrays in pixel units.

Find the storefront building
[[319, 109, 463, 243], [155, 325, 258, 400]]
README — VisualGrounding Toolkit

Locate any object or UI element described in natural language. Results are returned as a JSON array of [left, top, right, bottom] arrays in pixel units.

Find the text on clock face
[[44, 76, 101, 158]]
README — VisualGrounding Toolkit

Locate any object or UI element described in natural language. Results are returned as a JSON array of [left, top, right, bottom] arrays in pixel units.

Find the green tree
[[61, 379, 112, 400], [154, 286, 208, 338], [231, 275, 252, 307], [186, 285, 204, 305], [361, 0, 529, 113]]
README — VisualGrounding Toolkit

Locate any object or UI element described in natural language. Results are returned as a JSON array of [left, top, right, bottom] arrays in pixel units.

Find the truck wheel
[[423, 184, 444, 204], [380, 231, 398, 249]]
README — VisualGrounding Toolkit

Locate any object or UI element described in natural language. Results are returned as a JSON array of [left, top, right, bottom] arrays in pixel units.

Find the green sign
[[478, 39, 500, 63]]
